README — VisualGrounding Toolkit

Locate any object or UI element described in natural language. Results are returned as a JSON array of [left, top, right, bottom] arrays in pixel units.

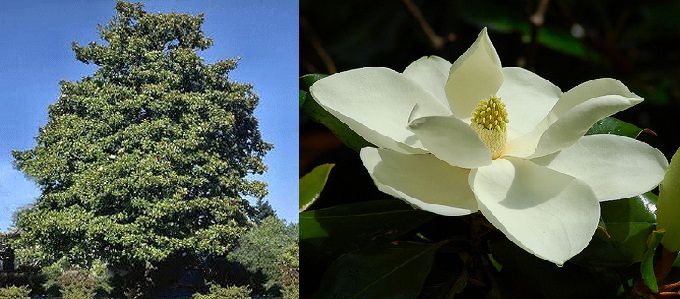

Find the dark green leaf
[[314, 241, 444, 299], [455, 0, 599, 59], [299, 163, 335, 212], [416, 248, 468, 299], [301, 74, 329, 91], [630, 1, 680, 42], [451, 267, 468, 295], [300, 200, 435, 261], [485, 273, 515, 299], [573, 192, 658, 267], [454, 0, 527, 33], [641, 230, 665, 292], [585, 117, 644, 138], [300, 90, 308, 106], [490, 239, 622, 299], [673, 253, 680, 268], [536, 27, 601, 61]]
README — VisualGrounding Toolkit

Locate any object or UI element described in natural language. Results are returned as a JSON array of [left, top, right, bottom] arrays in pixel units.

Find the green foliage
[[489, 239, 622, 299], [573, 192, 658, 267], [300, 200, 436, 262], [59, 270, 96, 299], [42, 258, 66, 294], [228, 216, 297, 295], [641, 230, 665, 292], [0, 232, 17, 271], [279, 241, 299, 299], [299, 163, 334, 212], [191, 284, 250, 299], [11, 0, 269, 294], [282, 285, 299, 299], [315, 241, 444, 299], [41, 258, 111, 298], [251, 198, 276, 225], [0, 285, 31, 299]]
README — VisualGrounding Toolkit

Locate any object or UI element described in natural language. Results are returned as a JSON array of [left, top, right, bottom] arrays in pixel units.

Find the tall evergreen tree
[[11, 1, 270, 293], [252, 198, 276, 225]]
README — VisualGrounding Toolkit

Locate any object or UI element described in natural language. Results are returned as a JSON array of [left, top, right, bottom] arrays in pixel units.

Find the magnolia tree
[[300, 28, 680, 298], [12, 1, 270, 295]]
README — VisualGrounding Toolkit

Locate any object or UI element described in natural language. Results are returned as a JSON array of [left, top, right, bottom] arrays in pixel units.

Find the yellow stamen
[[471, 95, 509, 159]]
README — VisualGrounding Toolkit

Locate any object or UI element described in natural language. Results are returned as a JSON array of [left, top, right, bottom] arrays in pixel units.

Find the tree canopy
[[11, 0, 270, 294]]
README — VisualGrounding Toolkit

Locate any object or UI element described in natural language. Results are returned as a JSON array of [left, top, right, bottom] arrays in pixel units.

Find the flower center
[[470, 95, 509, 159]]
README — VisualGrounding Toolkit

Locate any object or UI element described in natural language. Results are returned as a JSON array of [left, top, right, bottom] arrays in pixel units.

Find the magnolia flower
[[310, 28, 669, 265]]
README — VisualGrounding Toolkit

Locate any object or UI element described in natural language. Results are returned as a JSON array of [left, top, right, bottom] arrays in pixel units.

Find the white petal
[[469, 158, 600, 265], [403, 56, 452, 108], [505, 79, 642, 158], [408, 114, 492, 169], [361, 147, 478, 216], [551, 78, 639, 117], [497, 67, 562, 136], [532, 134, 668, 201], [445, 28, 504, 119], [311, 67, 449, 153]]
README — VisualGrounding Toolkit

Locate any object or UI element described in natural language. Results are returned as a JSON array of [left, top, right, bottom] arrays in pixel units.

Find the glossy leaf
[[573, 192, 658, 267], [314, 241, 444, 299], [300, 90, 308, 106], [301, 74, 329, 91], [575, 117, 657, 267], [300, 200, 436, 261], [536, 27, 602, 61], [454, 0, 527, 33], [300, 74, 373, 151], [490, 239, 622, 299], [673, 253, 680, 268], [585, 116, 644, 138], [416, 246, 469, 299], [641, 230, 665, 292], [299, 163, 335, 212]]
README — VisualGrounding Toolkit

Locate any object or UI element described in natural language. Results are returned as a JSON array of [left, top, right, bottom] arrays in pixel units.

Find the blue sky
[[0, 0, 298, 230]]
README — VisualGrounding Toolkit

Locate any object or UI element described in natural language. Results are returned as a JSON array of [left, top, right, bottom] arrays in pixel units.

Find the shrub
[[41, 258, 111, 298], [228, 216, 297, 295], [279, 241, 299, 299], [60, 269, 96, 299], [192, 284, 250, 299], [0, 285, 31, 298], [282, 284, 299, 299]]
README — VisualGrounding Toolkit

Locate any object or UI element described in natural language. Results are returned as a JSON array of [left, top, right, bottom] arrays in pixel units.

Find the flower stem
[[656, 247, 678, 282], [634, 247, 680, 298]]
